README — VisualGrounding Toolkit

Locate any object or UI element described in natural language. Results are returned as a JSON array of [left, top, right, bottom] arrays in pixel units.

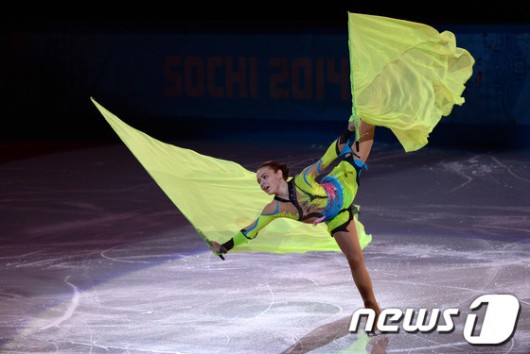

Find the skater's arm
[[211, 200, 280, 254], [298, 122, 357, 180]]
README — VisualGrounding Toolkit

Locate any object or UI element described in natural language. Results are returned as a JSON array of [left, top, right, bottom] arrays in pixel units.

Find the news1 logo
[[349, 294, 520, 345]]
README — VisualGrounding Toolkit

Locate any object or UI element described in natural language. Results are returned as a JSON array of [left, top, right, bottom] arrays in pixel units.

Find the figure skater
[[210, 119, 382, 333]]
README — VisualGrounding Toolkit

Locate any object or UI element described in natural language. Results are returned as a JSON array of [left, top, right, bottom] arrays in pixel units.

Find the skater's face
[[256, 166, 284, 195]]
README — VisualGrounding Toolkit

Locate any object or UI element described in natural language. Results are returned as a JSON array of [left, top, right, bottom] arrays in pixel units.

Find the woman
[[211, 119, 381, 331]]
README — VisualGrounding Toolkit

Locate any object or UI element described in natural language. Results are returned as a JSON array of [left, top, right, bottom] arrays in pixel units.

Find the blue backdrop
[[1, 24, 529, 138]]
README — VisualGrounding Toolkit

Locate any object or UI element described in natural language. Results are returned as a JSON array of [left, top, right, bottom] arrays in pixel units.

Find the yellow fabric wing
[[348, 12, 475, 152], [91, 98, 371, 253]]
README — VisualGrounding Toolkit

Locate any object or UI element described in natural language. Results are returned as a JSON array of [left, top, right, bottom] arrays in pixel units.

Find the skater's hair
[[258, 160, 289, 181]]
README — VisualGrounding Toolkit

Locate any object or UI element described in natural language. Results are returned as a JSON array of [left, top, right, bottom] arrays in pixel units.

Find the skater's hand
[[348, 120, 356, 132], [210, 241, 228, 254]]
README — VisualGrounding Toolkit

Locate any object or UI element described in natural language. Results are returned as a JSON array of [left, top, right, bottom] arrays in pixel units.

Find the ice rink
[[1, 132, 529, 353]]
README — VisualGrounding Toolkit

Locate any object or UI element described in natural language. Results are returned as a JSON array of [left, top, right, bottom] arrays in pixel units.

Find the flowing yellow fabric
[[91, 98, 372, 254], [348, 12, 475, 152], [90, 13, 474, 253]]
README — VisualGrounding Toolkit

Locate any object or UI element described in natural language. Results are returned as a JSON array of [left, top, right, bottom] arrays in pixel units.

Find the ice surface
[[1, 141, 529, 353]]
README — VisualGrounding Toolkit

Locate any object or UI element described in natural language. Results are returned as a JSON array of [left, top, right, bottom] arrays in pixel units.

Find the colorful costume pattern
[[222, 132, 367, 252]]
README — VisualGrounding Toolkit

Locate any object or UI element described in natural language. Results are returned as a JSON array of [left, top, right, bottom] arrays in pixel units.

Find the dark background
[[1, 1, 529, 156], [3, 1, 530, 29]]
